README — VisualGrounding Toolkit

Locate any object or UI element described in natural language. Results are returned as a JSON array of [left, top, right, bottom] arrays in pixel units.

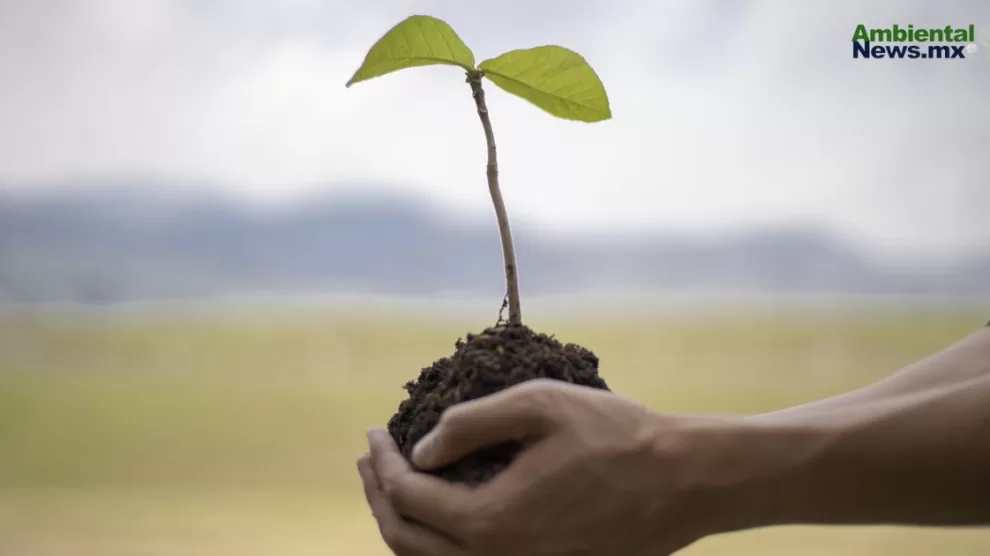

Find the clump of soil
[[387, 322, 610, 484]]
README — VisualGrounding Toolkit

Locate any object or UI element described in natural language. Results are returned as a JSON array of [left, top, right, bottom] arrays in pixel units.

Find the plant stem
[[467, 71, 521, 325]]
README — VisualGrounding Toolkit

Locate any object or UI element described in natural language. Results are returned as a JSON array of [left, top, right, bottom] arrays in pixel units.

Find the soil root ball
[[387, 323, 610, 485]]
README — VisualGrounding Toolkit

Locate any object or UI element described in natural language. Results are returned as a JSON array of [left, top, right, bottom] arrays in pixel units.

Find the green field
[[1, 302, 989, 555]]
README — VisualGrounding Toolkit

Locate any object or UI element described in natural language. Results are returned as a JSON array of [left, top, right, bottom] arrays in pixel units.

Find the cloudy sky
[[1, 0, 988, 263]]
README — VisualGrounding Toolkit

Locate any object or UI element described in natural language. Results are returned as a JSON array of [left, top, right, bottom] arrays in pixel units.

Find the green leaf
[[479, 45, 611, 122], [346, 15, 475, 87]]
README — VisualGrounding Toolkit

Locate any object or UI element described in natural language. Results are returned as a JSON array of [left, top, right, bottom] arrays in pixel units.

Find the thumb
[[411, 380, 559, 471]]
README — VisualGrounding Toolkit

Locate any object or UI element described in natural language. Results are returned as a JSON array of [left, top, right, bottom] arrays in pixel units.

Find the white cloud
[[0, 0, 988, 262]]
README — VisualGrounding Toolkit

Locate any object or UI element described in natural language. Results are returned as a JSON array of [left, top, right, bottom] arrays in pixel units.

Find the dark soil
[[387, 322, 610, 485]]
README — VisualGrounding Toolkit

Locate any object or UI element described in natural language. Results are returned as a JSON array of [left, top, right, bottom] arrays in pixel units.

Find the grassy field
[[1, 301, 989, 555]]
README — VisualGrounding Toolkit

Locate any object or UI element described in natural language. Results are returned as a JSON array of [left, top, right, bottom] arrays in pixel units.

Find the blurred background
[[1, 0, 989, 554]]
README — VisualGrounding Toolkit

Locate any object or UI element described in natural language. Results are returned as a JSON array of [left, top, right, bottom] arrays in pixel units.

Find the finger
[[367, 429, 476, 537], [357, 454, 382, 514], [357, 454, 465, 556], [411, 379, 559, 470]]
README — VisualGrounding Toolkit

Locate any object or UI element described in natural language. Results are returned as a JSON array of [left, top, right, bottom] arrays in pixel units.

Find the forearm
[[682, 327, 990, 534], [755, 326, 990, 421], [749, 373, 990, 527]]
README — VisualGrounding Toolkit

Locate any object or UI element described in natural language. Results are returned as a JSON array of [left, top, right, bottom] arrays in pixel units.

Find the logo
[[851, 24, 980, 60]]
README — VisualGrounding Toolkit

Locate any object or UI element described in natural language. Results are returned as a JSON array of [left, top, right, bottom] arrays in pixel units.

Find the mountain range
[[1, 182, 988, 304]]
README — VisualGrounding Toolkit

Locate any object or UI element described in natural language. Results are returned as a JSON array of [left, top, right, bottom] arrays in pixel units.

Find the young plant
[[347, 14, 611, 325], [347, 14, 613, 484]]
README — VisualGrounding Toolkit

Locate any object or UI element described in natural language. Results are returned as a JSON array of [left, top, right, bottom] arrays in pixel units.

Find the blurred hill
[[1, 182, 987, 304]]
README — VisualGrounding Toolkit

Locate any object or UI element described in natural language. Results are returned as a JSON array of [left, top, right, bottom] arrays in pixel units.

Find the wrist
[[659, 413, 836, 535]]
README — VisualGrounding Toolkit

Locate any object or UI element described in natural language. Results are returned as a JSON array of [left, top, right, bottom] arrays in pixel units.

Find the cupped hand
[[358, 379, 728, 555]]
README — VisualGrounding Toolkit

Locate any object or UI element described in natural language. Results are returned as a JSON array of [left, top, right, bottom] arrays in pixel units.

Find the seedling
[[347, 14, 613, 484]]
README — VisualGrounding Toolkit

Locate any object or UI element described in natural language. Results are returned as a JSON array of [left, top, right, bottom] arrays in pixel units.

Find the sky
[[1, 0, 989, 264]]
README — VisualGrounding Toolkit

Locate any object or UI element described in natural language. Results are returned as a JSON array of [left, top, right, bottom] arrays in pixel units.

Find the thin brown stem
[[467, 71, 521, 325]]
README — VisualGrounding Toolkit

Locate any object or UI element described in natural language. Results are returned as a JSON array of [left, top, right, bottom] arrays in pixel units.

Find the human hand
[[360, 327, 990, 554], [358, 379, 742, 555]]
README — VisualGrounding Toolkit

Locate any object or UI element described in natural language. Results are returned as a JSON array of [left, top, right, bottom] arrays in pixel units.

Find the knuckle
[[380, 473, 402, 500], [379, 522, 405, 549], [518, 378, 559, 405], [435, 404, 473, 441], [437, 403, 465, 428], [387, 484, 414, 514]]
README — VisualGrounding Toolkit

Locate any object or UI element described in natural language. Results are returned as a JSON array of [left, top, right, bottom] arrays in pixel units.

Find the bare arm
[[753, 326, 990, 421], [719, 327, 990, 529], [359, 326, 990, 556]]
